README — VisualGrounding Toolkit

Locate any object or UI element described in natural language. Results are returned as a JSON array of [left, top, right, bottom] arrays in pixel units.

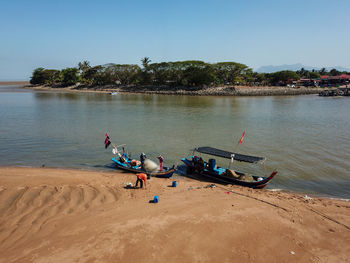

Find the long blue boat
[[112, 156, 176, 178], [181, 146, 277, 189]]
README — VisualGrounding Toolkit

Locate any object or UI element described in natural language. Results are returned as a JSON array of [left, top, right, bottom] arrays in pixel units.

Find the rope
[[184, 174, 350, 231], [214, 183, 350, 230], [172, 170, 350, 231], [307, 206, 350, 231], [214, 184, 289, 212], [182, 172, 289, 212]]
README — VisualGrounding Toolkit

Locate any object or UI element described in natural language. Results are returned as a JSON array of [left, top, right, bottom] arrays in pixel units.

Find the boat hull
[[181, 157, 276, 189], [112, 157, 176, 178]]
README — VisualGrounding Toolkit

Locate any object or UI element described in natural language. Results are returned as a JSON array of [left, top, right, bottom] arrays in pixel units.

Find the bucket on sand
[[153, 195, 159, 203], [172, 181, 178, 187]]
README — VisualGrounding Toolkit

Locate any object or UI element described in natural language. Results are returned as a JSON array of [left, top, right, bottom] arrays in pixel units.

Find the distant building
[[297, 78, 319, 87], [320, 74, 350, 87]]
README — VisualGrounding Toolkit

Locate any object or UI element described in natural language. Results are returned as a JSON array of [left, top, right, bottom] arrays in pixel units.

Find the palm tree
[[78, 61, 91, 74], [141, 57, 151, 70], [319, 68, 326, 75]]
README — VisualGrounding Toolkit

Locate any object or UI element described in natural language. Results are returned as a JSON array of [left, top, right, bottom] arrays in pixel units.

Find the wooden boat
[[181, 146, 277, 189], [112, 156, 176, 178]]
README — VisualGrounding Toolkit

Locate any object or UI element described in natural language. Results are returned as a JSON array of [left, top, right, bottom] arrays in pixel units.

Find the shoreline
[[0, 166, 349, 262], [24, 84, 325, 96], [1, 164, 348, 201], [0, 81, 29, 86]]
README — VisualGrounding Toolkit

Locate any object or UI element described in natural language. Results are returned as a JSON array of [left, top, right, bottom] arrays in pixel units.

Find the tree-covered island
[[29, 58, 350, 95]]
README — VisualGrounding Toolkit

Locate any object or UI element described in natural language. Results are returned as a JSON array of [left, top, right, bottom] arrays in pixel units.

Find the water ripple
[[1, 91, 350, 198]]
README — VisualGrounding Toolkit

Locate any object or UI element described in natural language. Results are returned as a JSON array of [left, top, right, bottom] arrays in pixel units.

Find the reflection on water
[[34, 92, 115, 102], [1, 87, 350, 198]]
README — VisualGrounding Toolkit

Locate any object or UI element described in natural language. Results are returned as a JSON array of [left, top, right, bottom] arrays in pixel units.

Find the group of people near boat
[[106, 134, 276, 190], [135, 153, 164, 189], [139, 152, 164, 170]]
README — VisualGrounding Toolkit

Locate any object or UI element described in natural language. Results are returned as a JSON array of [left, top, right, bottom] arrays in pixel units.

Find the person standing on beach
[[157, 155, 164, 171], [140, 153, 146, 167], [135, 173, 147, 189]]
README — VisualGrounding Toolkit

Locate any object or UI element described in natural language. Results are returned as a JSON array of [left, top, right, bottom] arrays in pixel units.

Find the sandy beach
[[0, 167, 349, 262], [0, 81, 29, 86]]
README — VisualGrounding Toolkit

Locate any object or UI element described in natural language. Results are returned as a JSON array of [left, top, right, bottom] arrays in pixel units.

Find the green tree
[[212, 62, 250, 85], [30, 68, 60, 85], [242, 68, 255, 85], [138, 57, 152, 84], [61, 68, 79, 86], [319, 68, 327, 75], [78, 61, 90, 73], [329, 68, 340, 76], [141, 57, 151, 69], [78, 61, 92, 84], [43, 69, 60, 85], [104, 64, 141, 85], [148, 62, 169, 85], [297, 67, 308, 78], [308, 71, 321, 79], [79, 65, 102, 85], [269, 70, 300, 85], [182, 65, 214, 86], [30, 68, 46, 84], [252, 73, 267, 85]]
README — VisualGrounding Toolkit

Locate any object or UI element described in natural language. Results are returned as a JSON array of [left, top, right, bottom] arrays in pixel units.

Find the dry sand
[[0, 167, 349, 263]]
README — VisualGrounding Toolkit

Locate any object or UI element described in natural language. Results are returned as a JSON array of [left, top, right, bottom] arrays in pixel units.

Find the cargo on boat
[[182, 146, 277, 189]]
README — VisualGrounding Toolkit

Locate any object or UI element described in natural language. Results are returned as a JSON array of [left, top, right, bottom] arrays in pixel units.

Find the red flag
[[105, 133, 111, 149], [239, 130, 246, 144]]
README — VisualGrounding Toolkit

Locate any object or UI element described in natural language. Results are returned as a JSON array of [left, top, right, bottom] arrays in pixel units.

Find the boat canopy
[[195, 146, 265, 164]]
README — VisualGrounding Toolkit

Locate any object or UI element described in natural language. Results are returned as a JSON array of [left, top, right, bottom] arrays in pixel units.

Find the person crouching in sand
[[135, 173, 147, 189]]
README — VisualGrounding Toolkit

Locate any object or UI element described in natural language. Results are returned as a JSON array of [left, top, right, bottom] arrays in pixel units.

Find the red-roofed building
[[297, 78, 319, 87], [320, 74, 350, 86], [321, 74, 350, 80], [339, 74, 350, 79]]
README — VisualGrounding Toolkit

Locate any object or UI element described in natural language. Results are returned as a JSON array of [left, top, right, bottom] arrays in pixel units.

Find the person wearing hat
[[140, 153, 146, 167], [157, 155, 164, 171]]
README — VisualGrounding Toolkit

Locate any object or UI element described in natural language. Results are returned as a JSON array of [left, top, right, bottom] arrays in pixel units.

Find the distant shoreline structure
[[0, 80, 333, 96], [25, 84, 325, 96]]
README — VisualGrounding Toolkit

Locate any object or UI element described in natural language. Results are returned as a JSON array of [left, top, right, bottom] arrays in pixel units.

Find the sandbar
[[0, 167, 349, 262]]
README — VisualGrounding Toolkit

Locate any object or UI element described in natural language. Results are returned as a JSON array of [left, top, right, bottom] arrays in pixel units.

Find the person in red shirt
[[135, 173, 147, 189]]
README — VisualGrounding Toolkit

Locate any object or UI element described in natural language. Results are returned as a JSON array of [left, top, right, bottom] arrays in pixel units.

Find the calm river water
[[1, 85, 349, 198]]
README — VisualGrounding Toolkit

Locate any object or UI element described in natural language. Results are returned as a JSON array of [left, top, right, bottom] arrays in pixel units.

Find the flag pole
[[228, 138, 239, 169], [105, 133, 126, 157], [229, 130, 245, 169]]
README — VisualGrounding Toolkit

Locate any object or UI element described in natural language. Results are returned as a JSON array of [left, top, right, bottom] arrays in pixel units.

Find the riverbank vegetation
[[29, 58, 350, 89]]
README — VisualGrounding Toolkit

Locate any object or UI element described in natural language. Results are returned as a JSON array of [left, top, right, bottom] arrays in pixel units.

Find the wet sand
[[0, 81, 29, 86], [0, 167, 349, 262]]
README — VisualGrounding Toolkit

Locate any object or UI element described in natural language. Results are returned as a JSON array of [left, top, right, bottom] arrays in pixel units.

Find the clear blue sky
[[1, 0, 349, 80]]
